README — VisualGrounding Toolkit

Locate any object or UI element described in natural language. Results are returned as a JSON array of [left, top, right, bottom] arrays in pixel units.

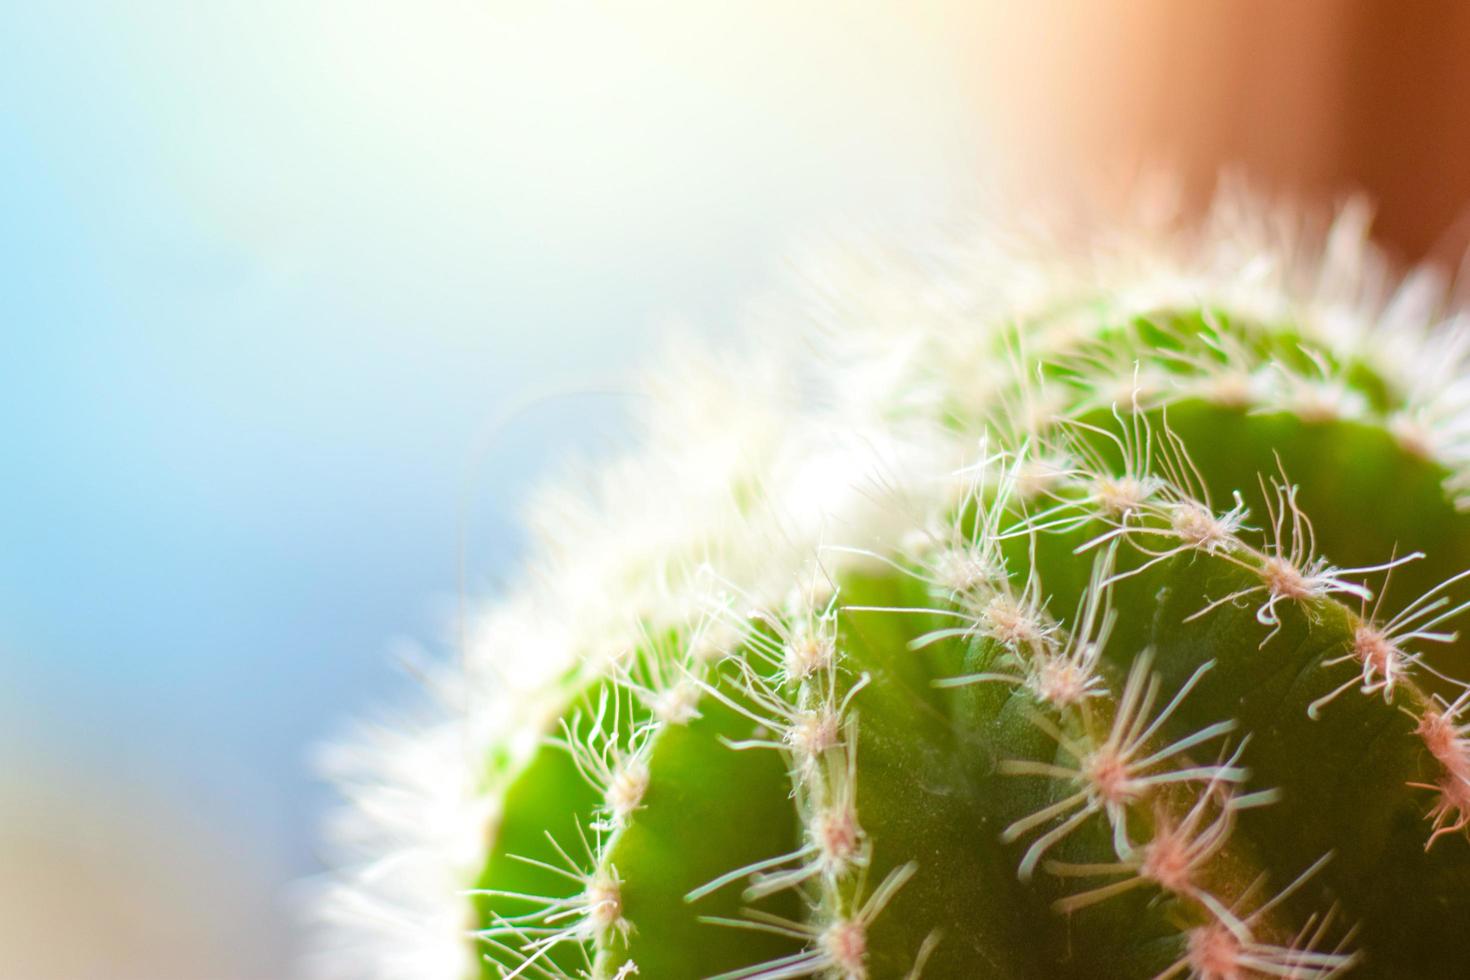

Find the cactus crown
[[316, 192, 1470, 980]]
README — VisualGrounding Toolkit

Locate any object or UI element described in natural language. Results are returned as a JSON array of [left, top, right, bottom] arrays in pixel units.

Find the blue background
[[0, 4, 976, 975]]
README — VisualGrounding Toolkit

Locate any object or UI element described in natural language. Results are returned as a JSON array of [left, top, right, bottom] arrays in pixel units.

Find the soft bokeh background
[[4, 3, 1469, 978]]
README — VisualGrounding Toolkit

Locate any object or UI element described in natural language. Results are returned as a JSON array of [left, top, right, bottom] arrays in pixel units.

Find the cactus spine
[[316, 195, 1470, 979]]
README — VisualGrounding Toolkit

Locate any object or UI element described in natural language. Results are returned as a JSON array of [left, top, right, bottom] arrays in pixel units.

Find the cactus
[[315, 192, 1470, 980]]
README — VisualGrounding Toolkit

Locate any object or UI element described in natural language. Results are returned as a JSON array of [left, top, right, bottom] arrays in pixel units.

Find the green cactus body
[[318, 199, 1470, 979]]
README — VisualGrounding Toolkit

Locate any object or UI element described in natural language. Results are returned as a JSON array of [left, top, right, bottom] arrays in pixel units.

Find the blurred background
[[3, 3, 1469, 977]]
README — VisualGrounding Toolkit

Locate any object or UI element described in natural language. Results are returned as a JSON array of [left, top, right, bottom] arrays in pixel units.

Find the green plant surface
[[320, 204, 1470, 980]]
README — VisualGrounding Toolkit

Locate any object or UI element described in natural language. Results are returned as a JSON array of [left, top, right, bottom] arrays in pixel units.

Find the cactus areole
[[315, 195, 1470, 979]]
